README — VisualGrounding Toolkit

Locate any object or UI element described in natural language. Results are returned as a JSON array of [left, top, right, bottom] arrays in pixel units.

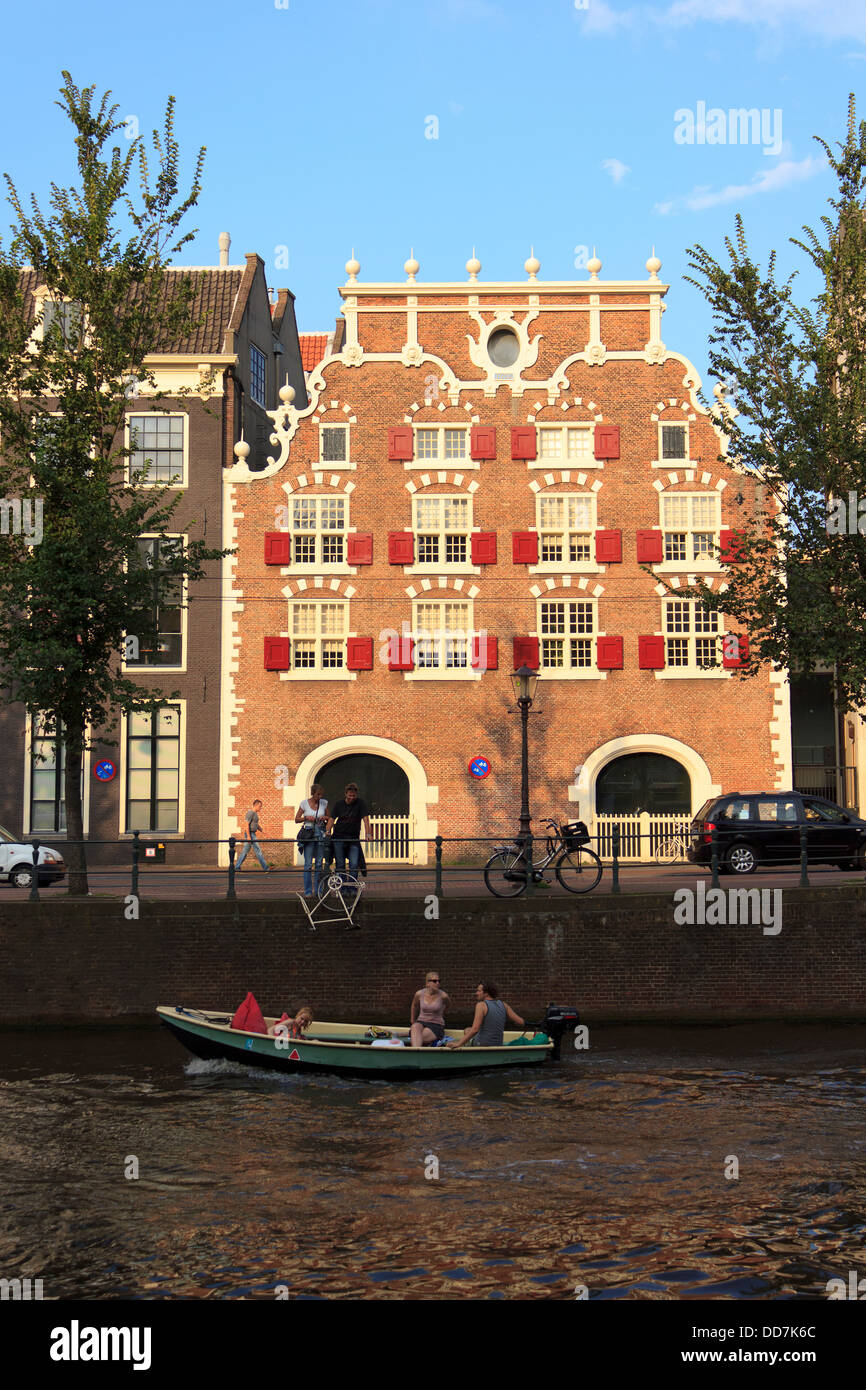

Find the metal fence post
[[525, 830, 535, 895], [799, 823, 810, 888], [131, 830, 140, 898], [227, 835, 237, 901], [611, 824, 621, 894], [434, 835, 443, 898], [29, 840, 40, 902], [710, 824, 720, 890]]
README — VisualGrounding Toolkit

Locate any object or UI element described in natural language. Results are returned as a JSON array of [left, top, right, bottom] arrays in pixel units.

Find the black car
[[687, 792, 866, 875]]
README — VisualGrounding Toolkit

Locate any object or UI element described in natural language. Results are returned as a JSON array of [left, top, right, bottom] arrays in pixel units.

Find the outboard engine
[[541, 1003, 580, 1060]]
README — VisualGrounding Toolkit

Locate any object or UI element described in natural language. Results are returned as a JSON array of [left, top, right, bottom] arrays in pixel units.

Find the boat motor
[[540, 1003, 580, 1060]]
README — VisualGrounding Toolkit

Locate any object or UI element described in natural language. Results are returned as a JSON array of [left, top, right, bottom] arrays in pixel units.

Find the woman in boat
[[269, 1006, 313, 1039], [446, 982, 524, 1049], [409, 971, 451, 1047]]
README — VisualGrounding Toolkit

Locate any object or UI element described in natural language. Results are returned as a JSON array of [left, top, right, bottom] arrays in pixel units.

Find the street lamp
[[510, 664, 539, 840]]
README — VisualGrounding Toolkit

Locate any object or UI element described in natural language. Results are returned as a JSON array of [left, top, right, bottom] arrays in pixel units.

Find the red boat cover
[[230, 991, 267, 1034]]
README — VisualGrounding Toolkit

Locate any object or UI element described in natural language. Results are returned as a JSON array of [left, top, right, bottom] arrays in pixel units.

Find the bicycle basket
[[561, 821, 590, 850]]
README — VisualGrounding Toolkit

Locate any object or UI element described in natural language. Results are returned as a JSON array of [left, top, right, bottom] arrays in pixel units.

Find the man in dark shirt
[[325, 783, 371, 878]]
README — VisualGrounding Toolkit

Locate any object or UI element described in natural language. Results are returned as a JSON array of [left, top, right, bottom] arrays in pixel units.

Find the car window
[[716, 798, 752, 822], [756, 798, 798, 823], [0, 825, 15, 843], [694, 800, 715, 821], [802, 798, 848, 823]]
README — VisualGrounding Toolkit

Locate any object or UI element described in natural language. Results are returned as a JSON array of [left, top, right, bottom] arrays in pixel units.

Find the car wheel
[[727, 844, 758, 875], [10, 864, 34, 890]]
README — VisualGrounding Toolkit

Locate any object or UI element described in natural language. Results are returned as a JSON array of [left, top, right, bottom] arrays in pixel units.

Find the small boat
[[156, 1004, 579, 1081]]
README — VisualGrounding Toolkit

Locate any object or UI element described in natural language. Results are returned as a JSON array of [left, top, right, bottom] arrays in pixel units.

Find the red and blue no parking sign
[[468, 756, 491, 780]]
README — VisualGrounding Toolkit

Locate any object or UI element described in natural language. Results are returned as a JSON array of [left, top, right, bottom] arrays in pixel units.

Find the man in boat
[[446, 982, 524, 1048]]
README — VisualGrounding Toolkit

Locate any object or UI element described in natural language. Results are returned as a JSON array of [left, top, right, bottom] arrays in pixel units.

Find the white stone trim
[[570, 735, 720, 822], [769, 667, 793, 790], [218, 482, 245, 865]]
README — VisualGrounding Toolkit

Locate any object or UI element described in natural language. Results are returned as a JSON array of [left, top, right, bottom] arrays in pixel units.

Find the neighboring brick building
[[223, 249, 790, 864], [0, 237, 306, 863]]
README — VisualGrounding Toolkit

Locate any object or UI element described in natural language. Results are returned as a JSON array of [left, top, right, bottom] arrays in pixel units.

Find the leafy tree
[[0, 74, 226, 893], [680, 95, 866, 713]]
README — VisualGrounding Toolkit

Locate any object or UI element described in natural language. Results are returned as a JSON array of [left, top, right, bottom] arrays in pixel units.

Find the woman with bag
[[295, 783, 328, 898]]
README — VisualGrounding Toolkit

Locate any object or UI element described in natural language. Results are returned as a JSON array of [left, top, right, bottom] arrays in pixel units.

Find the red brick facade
[[223, 257, 787, 862]]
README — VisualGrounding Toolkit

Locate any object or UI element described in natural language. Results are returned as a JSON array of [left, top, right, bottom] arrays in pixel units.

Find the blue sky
[[1, 0, 863, 389]]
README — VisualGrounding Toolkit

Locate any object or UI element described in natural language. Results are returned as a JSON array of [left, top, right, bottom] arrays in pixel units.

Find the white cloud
[[577, 0, 866, 43], [601, 158, 630, 183], [654, 153, 826, 214]]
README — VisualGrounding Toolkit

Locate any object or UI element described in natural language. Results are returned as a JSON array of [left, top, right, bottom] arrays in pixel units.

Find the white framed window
[[538, 599, 595, 673], [290, 600, 348, 672], [659, 422, 688, 460], [127, 413, 187, 487], [536, 493, 595, 565], [664, 600, 720, 670], [412, 599, 472, 674], [24, 713, 89, 836], [125, 705, 182, 833], [660, 492, 720, 564], [414, 426, 468, 461], [290, 496, 347, 567], [412, 494, 472, 567], [250, 344, 267, 406], [537, 425, 594, 463], [319, 424, 349, 464], [124, 535, 186, 670]]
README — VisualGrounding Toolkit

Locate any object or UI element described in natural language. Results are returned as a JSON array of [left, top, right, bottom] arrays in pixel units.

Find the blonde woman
[[295, 783, 328, 897], [410, 971, 451, 1047]]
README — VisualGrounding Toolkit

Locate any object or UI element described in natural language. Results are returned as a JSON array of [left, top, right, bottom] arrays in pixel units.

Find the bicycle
[[655, 829, 688, 864], [483, 819, 603, 897]]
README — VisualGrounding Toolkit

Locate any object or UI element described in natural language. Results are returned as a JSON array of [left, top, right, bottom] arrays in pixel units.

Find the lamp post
[[510, 664, 539, 841]]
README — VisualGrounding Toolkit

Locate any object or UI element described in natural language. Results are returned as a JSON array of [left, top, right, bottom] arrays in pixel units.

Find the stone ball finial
[[587, 249, 602, 280], [404, 249, 420, 282], [279, 380, 296, 406], [646, 248, 662, 280], [233, 438, 250, 464], [345, 250, 360, 283], [525, 247, 540, 280], [466, 248, 481, 281]]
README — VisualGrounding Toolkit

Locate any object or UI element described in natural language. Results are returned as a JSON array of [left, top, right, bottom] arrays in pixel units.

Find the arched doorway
[[596, 753, 691, 815], [316, 753, 409, 815]]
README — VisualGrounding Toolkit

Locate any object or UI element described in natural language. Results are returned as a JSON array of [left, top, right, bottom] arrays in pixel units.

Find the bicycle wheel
[[555, 847, 603, 894], [484, 848, 528, 898], [656, 837, 680, 865], [316, 872, 362, 914]]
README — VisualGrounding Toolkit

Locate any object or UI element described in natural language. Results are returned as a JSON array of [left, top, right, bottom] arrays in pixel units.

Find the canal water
[[1, 1024, 864, 1300]]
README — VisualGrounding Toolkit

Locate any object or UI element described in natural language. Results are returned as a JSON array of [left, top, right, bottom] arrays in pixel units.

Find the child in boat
[[269, 1006, 314, 1039]]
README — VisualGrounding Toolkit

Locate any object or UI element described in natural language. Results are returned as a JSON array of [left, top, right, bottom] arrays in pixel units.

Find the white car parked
[[0, 826, 66, 889]]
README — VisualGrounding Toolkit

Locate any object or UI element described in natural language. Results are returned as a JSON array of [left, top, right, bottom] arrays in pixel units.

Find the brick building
[[0, 237, 306, 862], [223, 249, 790, 864]]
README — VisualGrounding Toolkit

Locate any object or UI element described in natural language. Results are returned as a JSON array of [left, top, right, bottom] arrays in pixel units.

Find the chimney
[[218, 232, 231, 268]]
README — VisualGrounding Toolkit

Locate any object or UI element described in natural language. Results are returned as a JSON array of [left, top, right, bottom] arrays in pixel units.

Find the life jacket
[[230, 991, 267, 1034]]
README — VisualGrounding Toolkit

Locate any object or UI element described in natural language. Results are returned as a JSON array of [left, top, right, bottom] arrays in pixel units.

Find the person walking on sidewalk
[[236, 799, 272, 872]]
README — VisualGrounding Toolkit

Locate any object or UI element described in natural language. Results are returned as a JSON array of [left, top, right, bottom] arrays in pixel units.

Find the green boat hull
[[157, 1006, 553, 1080]]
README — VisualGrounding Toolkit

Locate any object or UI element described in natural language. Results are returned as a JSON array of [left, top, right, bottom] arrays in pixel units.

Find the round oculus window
[[487, 328, 520, 368]]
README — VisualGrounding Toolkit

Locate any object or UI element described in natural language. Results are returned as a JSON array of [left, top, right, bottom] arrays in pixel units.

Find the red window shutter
[[387, 635, 415, 671], [595, 529, 622, 563], [636, 529, 663, 564], [511, 426, 537, 460], [722, 634, 750, 669], [471, 635, 498, 670], [264, 636, 290, 671], [512, 531, 539, 564], [388, 426, 413, 461], [470, 426, 496, 460], [720, 528, 744, 562], [594, 425, 620, 459], [471, 532, 497, 565], [512, 636, 539, 670], [387, 531, 414, 564], [638, 635, 665, 670], [346, 636, 374, 670], [264, 532, 291, 565], [596, 636, 623, 670], [347, 532, 373, 565]]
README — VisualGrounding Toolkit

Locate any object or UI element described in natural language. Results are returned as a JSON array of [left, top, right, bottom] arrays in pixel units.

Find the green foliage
[[682, 94, 866, 709]]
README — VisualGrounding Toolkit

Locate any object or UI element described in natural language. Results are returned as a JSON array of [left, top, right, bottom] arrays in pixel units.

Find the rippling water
[[1, 1024, 865, 1299]]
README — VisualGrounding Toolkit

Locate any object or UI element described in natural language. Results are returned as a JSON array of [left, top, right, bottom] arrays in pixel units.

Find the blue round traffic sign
[[468, 757, 491, 779], [94, 760, 117, 782]]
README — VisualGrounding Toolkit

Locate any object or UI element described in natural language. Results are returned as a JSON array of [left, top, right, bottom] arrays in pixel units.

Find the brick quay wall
[[1, 888, 865, 1026]]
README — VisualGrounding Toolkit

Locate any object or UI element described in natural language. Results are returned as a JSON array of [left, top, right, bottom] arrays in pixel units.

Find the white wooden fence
[[593, 812, 692, 861], [294, 814, 414, 865]]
